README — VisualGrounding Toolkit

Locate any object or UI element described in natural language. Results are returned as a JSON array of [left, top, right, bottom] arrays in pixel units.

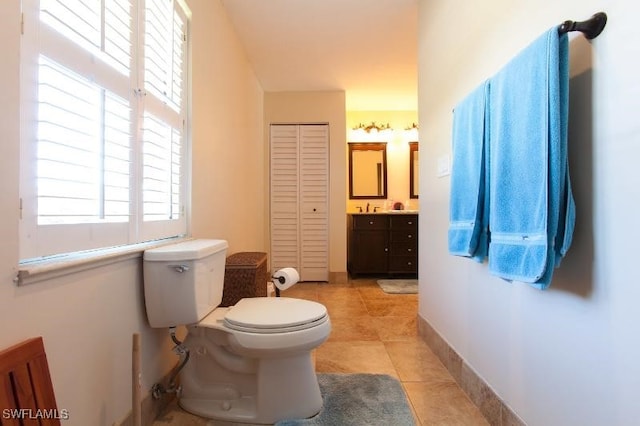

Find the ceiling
[[220, 0, 418, 111]]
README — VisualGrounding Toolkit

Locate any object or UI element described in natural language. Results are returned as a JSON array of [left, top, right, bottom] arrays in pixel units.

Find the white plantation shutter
[[142, 113, 182, 221], [138, 0, 187, 241], [36, 57, 131, 225], [39, 0, 133, 75], [103, 93, 134, 220], [170, 11, 186, 108], [143, 0, 186, 112], [104, 0, 134, 73], [20, 0, 190, 260]]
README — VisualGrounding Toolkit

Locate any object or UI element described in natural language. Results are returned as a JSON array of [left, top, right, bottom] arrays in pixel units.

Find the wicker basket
[[220, 252, 268, 307]]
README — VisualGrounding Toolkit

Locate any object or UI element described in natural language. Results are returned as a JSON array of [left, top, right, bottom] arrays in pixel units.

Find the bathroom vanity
[[347, 213, 418, 278]]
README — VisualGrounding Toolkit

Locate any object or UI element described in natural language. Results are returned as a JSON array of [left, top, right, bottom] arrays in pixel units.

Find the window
[[20, 0, 191, 261]]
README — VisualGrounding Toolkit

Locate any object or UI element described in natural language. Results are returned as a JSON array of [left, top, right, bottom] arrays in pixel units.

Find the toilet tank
[[143, 239, 229, 328]]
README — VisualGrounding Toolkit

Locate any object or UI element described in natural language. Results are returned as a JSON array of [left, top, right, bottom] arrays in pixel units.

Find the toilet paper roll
[[272, 267, 300, 291]]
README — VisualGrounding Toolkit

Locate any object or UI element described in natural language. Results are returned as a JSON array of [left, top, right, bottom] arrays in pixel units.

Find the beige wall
[[189, 0, 266, 254], [264, 92, 347, 275], [418, 0, 640, 424], [0, 1, 266, 424], [346, 110, 418, 212]]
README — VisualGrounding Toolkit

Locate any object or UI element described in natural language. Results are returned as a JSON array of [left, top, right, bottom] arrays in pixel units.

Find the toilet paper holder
[[271, 267, 300, 297], [272, 279, 282, 297]]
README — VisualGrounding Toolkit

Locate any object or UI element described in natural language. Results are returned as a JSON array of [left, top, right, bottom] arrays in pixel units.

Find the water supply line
[[151, 326, 190, 399]]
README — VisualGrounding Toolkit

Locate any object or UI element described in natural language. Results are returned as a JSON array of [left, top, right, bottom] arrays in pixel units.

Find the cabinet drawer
[[389, 215, 418, 230], [389, 256, 418, 272], [390, 242, 417, 256], [353, 215, 387, 230], [390, 230, 417, 243]]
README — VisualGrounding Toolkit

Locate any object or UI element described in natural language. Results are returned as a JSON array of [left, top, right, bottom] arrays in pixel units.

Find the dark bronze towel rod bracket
[[558, 12, 607, 39]]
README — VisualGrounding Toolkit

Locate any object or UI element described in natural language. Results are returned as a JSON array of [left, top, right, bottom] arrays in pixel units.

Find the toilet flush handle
[[169, 264, 190, 273]]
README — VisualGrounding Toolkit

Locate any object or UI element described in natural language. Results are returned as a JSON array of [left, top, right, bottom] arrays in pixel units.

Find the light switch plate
[[437, 154, 451, 177]]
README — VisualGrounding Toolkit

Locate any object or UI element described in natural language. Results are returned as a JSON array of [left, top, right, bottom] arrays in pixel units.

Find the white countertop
[[349, 210, 419, 215]]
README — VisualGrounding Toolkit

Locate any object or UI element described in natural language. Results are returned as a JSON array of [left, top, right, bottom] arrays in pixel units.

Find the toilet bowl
[[179, 297, 330, 422], [142, 239, 331, 424]]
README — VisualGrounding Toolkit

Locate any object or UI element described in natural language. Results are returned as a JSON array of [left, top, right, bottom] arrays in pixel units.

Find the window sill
[[16, 237, 189, 286]]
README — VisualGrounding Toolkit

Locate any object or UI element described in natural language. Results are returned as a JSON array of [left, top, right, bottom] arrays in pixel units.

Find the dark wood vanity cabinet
[[347, 213, 418, 277]]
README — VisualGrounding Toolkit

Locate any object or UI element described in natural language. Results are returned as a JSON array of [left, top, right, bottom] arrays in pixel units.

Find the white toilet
[[143, 239, 331, 424]]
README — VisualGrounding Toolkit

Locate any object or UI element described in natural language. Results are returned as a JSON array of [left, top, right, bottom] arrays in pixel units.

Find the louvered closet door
[[270, 125, 300, 274], [270, 124, 329, 282], [299, 125, 329, 281]]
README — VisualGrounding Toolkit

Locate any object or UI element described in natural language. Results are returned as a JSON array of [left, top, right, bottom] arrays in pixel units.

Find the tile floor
[[153, 279, 488, 426]]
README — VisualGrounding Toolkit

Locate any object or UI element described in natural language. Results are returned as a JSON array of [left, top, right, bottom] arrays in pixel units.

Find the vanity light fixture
[[350, 121, 394, 143], [353, 122, 392, 133]]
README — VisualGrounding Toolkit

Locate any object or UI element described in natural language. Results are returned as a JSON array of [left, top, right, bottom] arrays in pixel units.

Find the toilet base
[[179, 352, 322, 424]]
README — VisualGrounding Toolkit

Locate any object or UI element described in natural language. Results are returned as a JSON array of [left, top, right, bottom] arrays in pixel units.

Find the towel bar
[[558, 12, 607, 39]]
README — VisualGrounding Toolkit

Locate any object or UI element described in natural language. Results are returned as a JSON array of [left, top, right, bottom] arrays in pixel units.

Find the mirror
[[409, 142, 419, 198], [348, 142, 387, 199]]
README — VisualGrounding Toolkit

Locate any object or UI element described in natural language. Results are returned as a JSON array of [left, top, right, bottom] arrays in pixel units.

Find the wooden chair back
[[0, 337, 60, 425]]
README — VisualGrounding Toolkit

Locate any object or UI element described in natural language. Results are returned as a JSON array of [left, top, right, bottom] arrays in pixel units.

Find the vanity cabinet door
[[350, 229, 389, 274], [348, 214, 389, 276]]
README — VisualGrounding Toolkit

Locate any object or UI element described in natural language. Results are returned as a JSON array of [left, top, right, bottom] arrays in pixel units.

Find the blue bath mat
[[275, 373, 415, 425], [377, 279, 418, 294]]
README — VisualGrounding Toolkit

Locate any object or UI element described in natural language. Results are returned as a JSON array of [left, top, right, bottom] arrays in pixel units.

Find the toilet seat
[[223, 297, 328, 334]]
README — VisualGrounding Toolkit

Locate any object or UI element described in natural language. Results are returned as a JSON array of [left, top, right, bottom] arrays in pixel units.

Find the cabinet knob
[[407, 248, 412, 252], [369, 221, 374, 225], [384, 248, 388, 252], [408, 221, 413, 225], [407, 261, 412, 266], [408, 234, 413, 238]]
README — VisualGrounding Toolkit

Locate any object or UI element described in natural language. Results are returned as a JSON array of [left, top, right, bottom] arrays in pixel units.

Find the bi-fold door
[[270, 124, 329, 281]]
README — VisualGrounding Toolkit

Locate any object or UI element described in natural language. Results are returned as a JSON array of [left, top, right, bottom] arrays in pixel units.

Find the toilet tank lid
[[144, 239, 228, 262]]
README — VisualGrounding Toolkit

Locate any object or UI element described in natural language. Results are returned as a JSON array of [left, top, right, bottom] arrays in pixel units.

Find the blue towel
[[488, 28, 574, 289], [448, 81, 490, 260]]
